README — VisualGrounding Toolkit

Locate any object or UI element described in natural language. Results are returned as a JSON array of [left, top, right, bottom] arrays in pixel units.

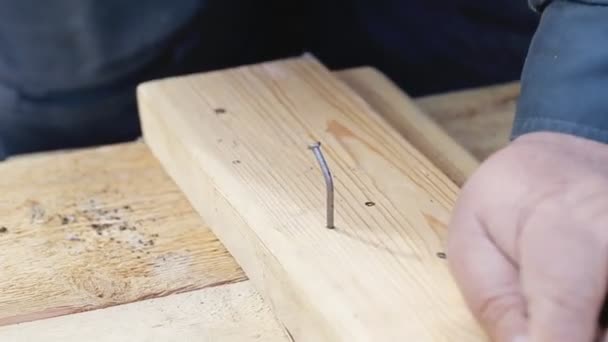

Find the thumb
[[448, 198, 528, 341], [521, 217, 608, 342]]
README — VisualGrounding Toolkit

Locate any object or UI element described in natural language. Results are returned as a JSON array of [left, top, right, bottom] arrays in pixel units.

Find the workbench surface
[[0, 68, 517, 340]]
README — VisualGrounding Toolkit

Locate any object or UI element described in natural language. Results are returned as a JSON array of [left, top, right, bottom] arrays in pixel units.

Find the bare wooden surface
[[0, 281, 288, 342], [336, 67, 479, 186], [0, 142, 246, 326], [416, 82, 519, 160], [139, 57, 485, 341]]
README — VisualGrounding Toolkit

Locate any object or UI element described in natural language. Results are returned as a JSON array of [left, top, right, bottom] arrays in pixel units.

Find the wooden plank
[[0, 281, 288, 342], [415, 82, 519, 160], [0, 142, 246, 326], [138, 57, 485, 341], [336, 67, 479, 186]]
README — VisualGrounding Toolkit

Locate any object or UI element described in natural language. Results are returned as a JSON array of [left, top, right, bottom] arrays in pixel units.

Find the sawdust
[[54, 198, 162, 256]]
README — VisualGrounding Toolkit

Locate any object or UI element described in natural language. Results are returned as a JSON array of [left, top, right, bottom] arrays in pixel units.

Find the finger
[[520, 216, 608, 342], [448, 194, 528, 342]]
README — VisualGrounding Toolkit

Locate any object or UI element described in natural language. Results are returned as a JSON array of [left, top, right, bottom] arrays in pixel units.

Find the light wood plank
[[336, 67, 479, 186], [0, 142, 246, 326], [138, 56, 485, 341], [416, 82, 519, 160], [0, 281, 289, 341]]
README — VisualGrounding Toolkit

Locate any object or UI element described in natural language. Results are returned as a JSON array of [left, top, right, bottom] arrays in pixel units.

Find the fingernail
[[512, 336, 528, 342]]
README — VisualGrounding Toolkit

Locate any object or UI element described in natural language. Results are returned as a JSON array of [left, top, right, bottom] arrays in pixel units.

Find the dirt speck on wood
[[66, 233, 83, 242], [61, 215, 76, 225], [56, 199, 161, 253], [29, 202, 46, 224]]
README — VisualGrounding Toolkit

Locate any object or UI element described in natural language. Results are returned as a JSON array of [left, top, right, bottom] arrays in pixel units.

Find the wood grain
[[0, 142, 246, 326], [0, 281, 288, 341], [336, 67, 479, 186], [416, 82, 519, 160], [138, 57, 486, 341]]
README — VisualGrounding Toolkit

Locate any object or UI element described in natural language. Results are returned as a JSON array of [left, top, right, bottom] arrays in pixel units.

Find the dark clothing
[[0, 0, 202, 158], [0, 1, 538, 159], [512, 0, 608, 143], [0, 0, 301, 158]]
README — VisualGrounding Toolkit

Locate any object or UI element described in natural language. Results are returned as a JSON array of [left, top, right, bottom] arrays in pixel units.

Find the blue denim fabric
[[513, 0, 608, 143], [0, 0, 537, 159]]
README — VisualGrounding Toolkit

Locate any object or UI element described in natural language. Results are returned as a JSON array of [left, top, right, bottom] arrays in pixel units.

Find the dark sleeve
[[512, 0, 608, 143]]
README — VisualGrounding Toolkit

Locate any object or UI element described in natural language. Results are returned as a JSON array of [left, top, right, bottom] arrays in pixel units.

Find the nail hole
[[232, 160, 241, 164], [214, 108, 226, 114], [436, 252, 447, 259], [365, 201, 375, 207]]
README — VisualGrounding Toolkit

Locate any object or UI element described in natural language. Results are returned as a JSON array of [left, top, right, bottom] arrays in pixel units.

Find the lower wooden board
[[0, 281, 288, 342], [0, 142, 246, 326], [416, 82, 519, 160], [138, 56, 486, 341]]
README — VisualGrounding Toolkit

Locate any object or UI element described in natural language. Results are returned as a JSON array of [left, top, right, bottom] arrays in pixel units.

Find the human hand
[[447, 132, 608, 342]]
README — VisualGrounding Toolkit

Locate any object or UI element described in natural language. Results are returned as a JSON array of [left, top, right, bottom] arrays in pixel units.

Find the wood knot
[[70, 271, 129, 302]]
